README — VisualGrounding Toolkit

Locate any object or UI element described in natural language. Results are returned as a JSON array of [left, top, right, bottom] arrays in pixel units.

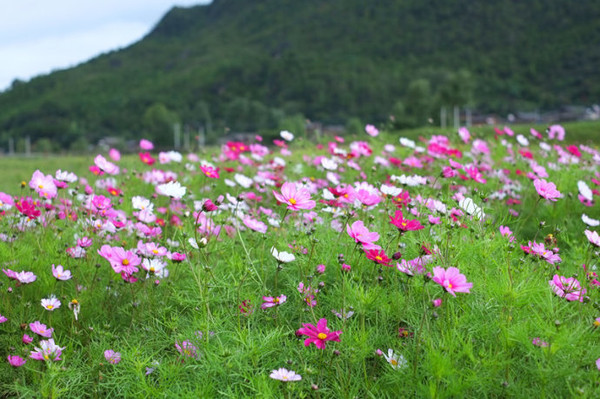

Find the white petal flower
[[271, 247, 295, 263]]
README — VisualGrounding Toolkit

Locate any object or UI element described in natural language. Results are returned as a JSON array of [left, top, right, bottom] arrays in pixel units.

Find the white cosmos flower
[[539, 142, 551, 152], [271, 247, 295, 263], [380, 184, 402, 196], [384, 349, 407, 370], [234, 173, 253, 189], [516, 135, 529, 146], [280, 130, 294, 141], [321, 157, 338, 171], [459, 197, 485, 220], [156, 181, 186, 199], [399, 137, 415, 148], [582, 214, 600, 227], [578, 180, 593, 202]]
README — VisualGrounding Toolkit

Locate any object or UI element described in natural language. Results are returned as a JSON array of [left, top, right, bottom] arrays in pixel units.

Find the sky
[[0, 1, 211, 91]]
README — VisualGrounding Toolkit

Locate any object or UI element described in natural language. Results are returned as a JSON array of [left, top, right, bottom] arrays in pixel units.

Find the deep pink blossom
[[261, 295, 287, 309], [389, 210, 424, 232], [297, 318, 342, 349]]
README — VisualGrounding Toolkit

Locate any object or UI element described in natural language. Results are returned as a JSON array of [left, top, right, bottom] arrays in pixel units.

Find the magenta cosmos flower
[[389, 210, 424, 232], [549, 275, 586, 302], [432, 266, 473, 297], [297, 318, 342, 350], [533, 179, 561, 202], [7, 355, 26, 367], [273, 182, 316, 211], [347, 220, 380, 250]]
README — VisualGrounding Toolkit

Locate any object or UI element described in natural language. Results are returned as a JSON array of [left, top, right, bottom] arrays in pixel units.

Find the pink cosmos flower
[[52, 264, 72, 281], [273, 182, 316, 211], [108, 148, 121, 161], [533, 179, 561, 201], [297, 318, 342, 350], [7, 355, 26, 367], [316, 264, 326, 274], [364, 249, 392, 266], [432, 298, 442, 307], [347, 220, 380, 250], [99, 245, 141, 275], [261, 294, 287, 309], [532, 337, 549, 347], [585, 230, 600, 247], [499, 226, 515, 242], [23, 334, 34, 344], [365, 124, 379, 137], [270, 368, 302, 382], [77, 237, 93, 248], [243, 216, 268, 234], [29, 170, 58, 199], [15, 271, 37, 284], [30, 321, 53, 337], [549, 275, 586, 302], [104, 350, 121, 364], [139, 139, 154, 150], [432, 266, 473, 297], [597, 358, 600, 371], [0, 314, 6, 323]]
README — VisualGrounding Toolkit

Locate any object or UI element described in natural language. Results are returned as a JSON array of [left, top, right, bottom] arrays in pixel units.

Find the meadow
[[0, 122, 600, 397]]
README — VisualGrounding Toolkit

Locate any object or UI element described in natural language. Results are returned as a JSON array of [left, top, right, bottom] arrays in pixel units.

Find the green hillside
[[1, 0, 599, 149]]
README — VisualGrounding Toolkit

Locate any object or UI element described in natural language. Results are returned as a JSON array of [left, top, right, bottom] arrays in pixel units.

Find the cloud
[[0, 1, 210, 90]]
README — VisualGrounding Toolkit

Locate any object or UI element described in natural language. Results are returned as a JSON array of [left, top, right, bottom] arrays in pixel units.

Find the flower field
[[1, 125, 600, 397]]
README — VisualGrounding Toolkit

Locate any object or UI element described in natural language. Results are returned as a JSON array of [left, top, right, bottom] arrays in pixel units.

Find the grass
[[0, 123, 599, 397]]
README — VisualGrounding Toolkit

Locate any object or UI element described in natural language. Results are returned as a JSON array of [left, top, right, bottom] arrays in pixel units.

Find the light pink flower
[[365, 124, 379, 137], [140, 139, 154, 150], [30, 321, 53, 337], [533, 179, 561, 201], [52, 264, 72, 281], [585, 230, 600, 247], [104, 350, 121, 364], [243, 216, 268, 234], [432, 266, 473, 297], [549, 275, 586, 302], [30, 339, 64, 362], [261, 295, 287, 309], [175, 340, 200, 359], [273, 182, 316, 211], [297, 318, 342, 350], [347, 220, 380, 250], [270, 368, 302, 381]]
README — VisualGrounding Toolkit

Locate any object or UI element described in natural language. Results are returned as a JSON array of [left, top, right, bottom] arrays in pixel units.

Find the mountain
[[1, 0, 599, 150]]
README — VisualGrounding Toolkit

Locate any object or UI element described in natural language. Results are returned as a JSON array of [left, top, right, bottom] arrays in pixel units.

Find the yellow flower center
[[317, 333, 327, 340], [150, 267, 156, 272], [152, 249, 159, 254], [447, 283, 453, 289], [122, 259, 130, 266], [375, 256, 382, 261], [274, 298, 279, 303], [71, 299, 78, 304], [289, 198, 297, 205], [46, 305, 54, 310], [38, 184, 44, 189], [282, 375, 288, 380], [391, 359, 398, 366], [594, 320, 600, 327], [44, 355, 49, 360]]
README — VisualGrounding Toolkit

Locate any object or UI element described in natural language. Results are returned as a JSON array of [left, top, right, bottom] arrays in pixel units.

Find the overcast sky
[[0, 1, 211, 91]]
